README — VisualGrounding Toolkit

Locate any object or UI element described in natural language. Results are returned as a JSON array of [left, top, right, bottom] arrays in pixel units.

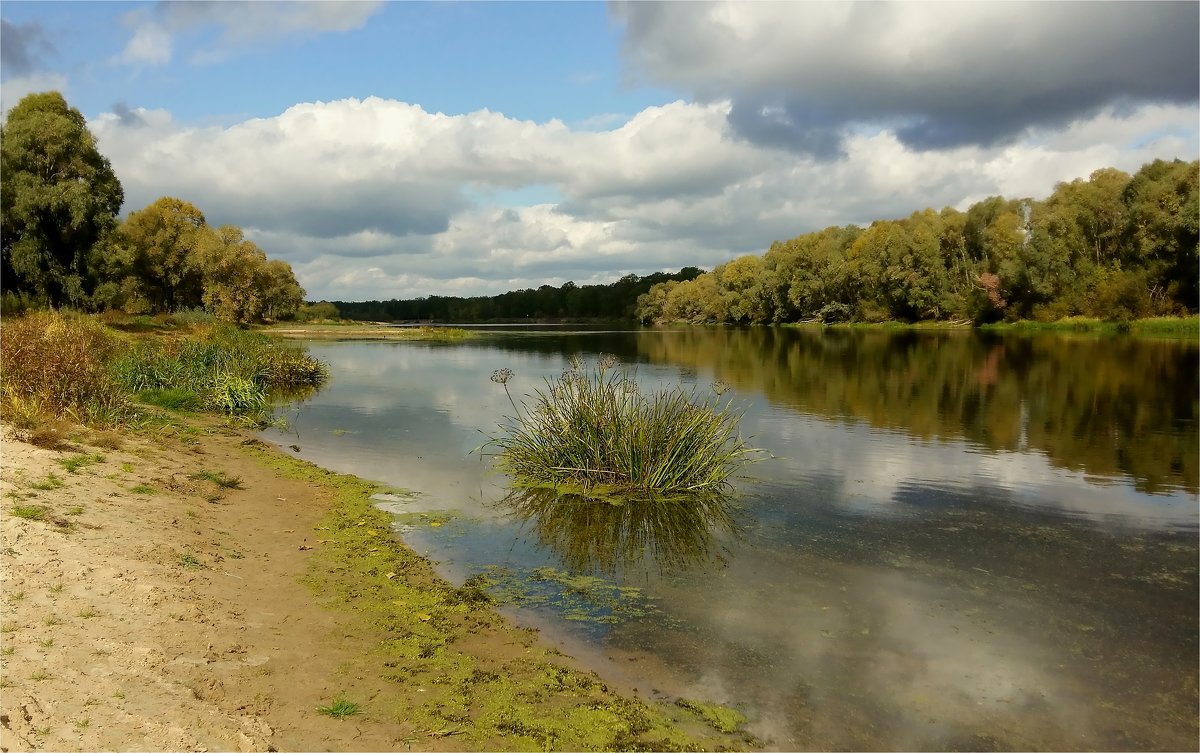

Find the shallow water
[[263, 327, 1198, 750]]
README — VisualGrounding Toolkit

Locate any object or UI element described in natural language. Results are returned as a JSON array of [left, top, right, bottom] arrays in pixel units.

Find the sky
[[2, 1, 1197, 303]]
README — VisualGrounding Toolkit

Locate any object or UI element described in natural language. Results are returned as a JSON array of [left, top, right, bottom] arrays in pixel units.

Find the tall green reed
[[111, 325, 327, 415], [485, 355, 759, 497]]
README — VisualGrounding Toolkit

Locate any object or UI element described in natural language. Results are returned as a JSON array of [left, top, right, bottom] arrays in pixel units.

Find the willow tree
[[1, 91, 124, 307], [104, 196, 209, 313]]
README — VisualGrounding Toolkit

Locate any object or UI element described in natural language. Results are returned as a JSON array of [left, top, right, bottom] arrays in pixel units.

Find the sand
[[0, 422, 453, 751]]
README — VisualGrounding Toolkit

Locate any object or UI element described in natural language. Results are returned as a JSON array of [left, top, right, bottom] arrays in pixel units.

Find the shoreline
[[0, 417, 752, 751], [266, 315, 1200, 342]]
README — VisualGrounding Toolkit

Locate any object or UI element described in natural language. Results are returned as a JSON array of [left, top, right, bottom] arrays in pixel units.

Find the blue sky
[[2, 1, 1197, 302]]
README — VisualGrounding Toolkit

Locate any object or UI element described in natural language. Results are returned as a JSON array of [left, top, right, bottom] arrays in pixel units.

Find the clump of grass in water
[[485, 355, 760, 497]]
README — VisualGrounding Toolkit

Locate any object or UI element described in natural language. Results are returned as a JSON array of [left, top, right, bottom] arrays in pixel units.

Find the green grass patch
[[0, 311, 328, 432], [11, 505, 49, 521], [178, 553, 204, 569], [316, 697, 361, 718], [135, 387, 204, 411], [130, 484, 156, 495], [980, 315, 1199, 339], [58, 453, 104, 473], [28, 472, 65, 491], [188, 469, 244, 489], [484, 355, 761, 498]]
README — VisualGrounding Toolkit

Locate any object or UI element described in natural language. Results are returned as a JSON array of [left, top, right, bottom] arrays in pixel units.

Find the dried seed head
[[490, 368, 514, 384]]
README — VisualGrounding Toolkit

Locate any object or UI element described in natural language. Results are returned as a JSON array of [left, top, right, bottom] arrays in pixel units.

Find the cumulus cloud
[[612, 1, 1200, 156], [0, 72, 68, 115], [90, 95, 1197, 301], [116, 0, 383, 66]]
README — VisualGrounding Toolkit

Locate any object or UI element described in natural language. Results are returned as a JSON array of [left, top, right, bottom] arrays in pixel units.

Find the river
[[263, 326, 1198, 751]]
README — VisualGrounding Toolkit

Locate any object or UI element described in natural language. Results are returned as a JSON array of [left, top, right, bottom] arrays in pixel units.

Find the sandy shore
[[0, 420, 744, 752]]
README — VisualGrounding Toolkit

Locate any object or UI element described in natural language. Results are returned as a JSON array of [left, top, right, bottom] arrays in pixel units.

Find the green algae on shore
[[242, 440, 756, 751]]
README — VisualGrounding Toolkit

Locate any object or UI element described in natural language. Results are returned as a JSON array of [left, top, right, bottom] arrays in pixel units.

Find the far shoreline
[[268, 314, 1200, 341]]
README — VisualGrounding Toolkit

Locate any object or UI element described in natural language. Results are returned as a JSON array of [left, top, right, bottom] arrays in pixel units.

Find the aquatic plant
[[485, 355, 760, 497], [110, 323, 327, 415]]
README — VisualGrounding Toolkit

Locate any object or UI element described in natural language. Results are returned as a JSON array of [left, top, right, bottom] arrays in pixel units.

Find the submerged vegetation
[[486, 355, 760, 498], [0, 309, 327, 432]]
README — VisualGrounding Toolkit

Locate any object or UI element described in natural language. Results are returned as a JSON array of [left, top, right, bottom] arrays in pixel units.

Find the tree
[[1123, 159, 1199, 311], [199, 225, 270, 324], [259, 259, 305, 321], [111, 197, 208, 312], [1, 91, 123, 307]]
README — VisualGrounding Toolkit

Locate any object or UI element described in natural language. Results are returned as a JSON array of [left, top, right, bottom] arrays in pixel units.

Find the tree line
[[637, 160, 1198, 324], [331, 268, 704, 322], [1, 92, 304, 323]]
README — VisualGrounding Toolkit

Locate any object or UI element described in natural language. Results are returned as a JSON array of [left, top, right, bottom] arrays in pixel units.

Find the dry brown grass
[[0, 310, 133, 428]]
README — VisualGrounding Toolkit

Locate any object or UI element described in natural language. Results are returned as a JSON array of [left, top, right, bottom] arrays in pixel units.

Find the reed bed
[[1, 310, 328, 428], [487, 356, 759, 497], [111, 325, 328, 414]]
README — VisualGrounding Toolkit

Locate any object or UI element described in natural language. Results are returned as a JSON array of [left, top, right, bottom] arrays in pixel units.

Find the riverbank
[[0, 416, 751, 751]]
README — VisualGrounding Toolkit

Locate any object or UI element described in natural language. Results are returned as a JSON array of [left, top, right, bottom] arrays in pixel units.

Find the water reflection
[[638, 328, 1199, 494], [264, 329, 1198, 751], [500, 488, 740, 576]]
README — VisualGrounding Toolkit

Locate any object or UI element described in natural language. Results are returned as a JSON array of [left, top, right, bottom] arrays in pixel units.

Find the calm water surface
[[263, 327, 1198, 751]]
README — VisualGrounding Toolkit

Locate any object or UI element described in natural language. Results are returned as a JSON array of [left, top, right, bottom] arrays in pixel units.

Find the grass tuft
[[188, 470, 244, 489], [58, 453, 104, 473], [11, 505, 49, 520], [485, 356, 761, 498], [28, 473, 64, 491], [316, 697, 361, 718]]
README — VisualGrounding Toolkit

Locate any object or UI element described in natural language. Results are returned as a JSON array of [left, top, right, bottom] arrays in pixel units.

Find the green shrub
[[486, 356, 760, 497]]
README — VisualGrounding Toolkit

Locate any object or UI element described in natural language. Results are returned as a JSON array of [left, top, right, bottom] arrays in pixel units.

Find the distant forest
[[330, 268, 704, 322], [637, 159, 1198, 325], [328, 158, 1197, 325]]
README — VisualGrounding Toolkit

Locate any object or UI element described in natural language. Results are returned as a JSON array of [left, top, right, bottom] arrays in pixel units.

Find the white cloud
[[115, 18, 171, 65], [115, 1, 383, 67], [0, 72, 68, 115], [90, 95, 1197, 302]]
